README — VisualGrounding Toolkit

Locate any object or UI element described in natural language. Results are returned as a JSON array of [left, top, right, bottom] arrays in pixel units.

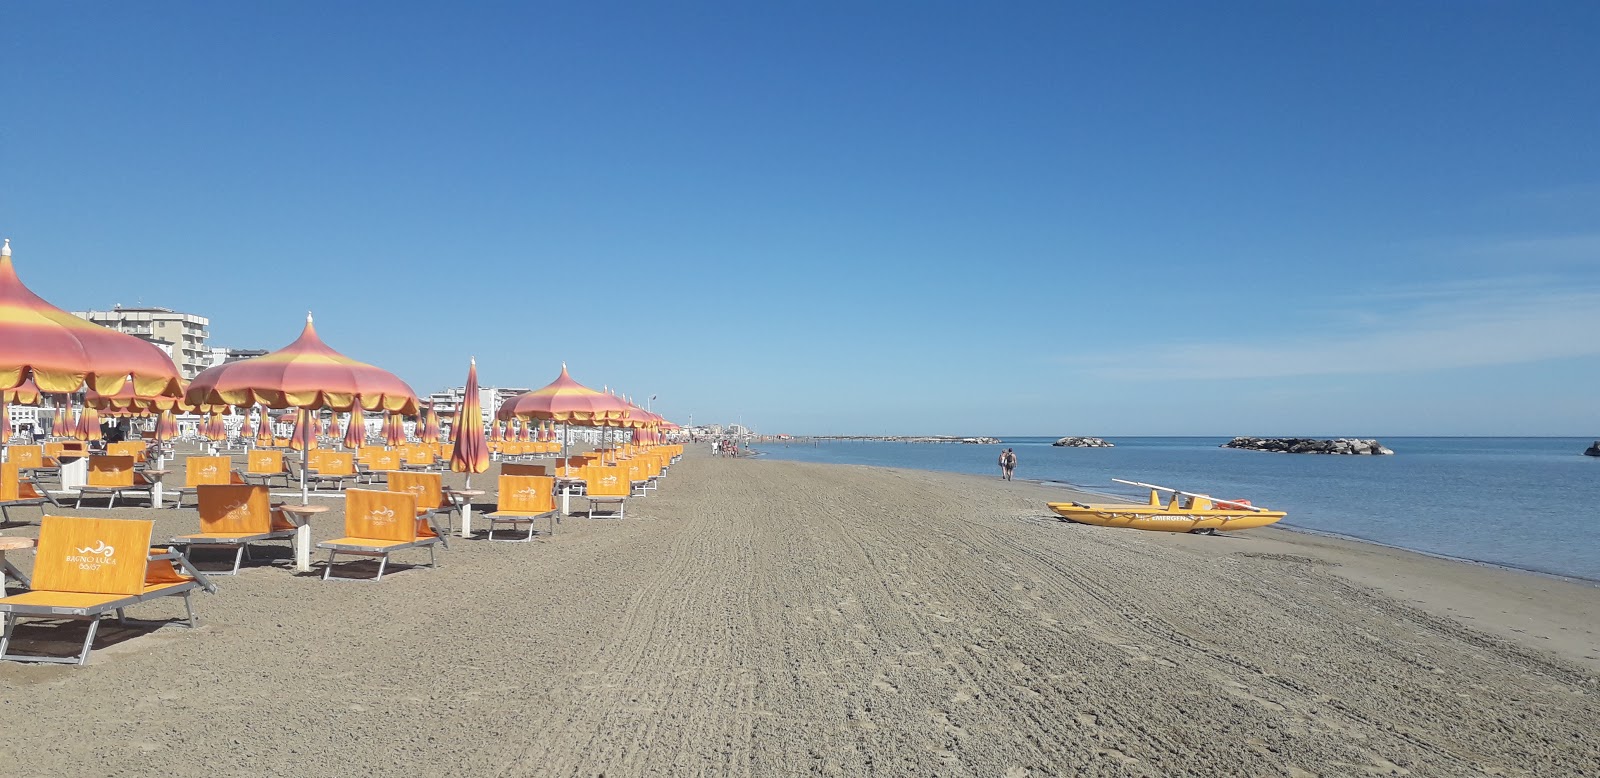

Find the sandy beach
[[2, 450, 1596, 777]]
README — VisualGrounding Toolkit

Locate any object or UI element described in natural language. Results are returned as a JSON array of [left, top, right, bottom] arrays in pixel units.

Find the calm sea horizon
[[753, 436, 1600, 582]]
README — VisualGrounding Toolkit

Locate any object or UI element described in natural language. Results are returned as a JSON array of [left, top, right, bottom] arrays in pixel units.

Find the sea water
[[755, 437, 1600, 581]]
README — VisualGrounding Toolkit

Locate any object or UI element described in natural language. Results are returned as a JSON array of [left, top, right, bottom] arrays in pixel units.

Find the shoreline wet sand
[[1, 450, 1595, 776]]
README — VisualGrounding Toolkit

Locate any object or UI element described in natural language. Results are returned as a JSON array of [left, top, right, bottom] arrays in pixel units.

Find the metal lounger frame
[[73, 485, 157, 509], [0, 549, 217, 666], [588, 497, 626, 520], [171, 530, 297, 575], [316, 538, 440, 582], [484, 510, 558, 542]]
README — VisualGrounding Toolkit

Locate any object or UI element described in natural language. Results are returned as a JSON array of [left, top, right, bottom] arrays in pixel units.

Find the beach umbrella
[[239, 412, 257, 441], [497, 364, 631, 428], [155, 409, 178, 442], [255, 406, 275, 447], [3, 379, 42, 406], [417, 404, 440, 445], [187, 313, 418, 503], [288, 408, 318, 452], [0, 240, 182, 398], [384, 412, 406, 447], [449, 359, 490, 486], [343, 405, 366, 448], [83, 405, 103, 442]]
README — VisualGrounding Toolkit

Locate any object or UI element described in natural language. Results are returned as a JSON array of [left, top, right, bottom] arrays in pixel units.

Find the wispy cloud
[[1078, 281, 1600, 380]]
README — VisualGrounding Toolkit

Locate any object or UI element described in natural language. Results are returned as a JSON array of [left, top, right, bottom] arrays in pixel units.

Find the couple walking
[[997, 448, 1017, 481]]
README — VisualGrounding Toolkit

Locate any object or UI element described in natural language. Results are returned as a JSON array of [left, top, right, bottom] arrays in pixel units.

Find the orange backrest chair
[[75, 455, 157, 509], [0, 461, 56, 524], [170, 484, 297, 575], [9, 445, 45, 470], [0, 515, 214, 665], [315, 489, 441, 582], [484, 474, 557, 541], [106, 441, 147, 462], [583, 466, 630, 519], [387, 471, 453, 543]]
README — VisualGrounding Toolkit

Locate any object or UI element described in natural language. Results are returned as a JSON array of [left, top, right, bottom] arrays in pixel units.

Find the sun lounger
[[74, 455, 160, 508], [500, 463, 549, 477], [170, 484, 296, 575], [316, 489, 442, 582], [305, 450, 357, 491], [386, 471, 453, 548], [356, 446, 400, 484], [243, 449, 292, 488], [484, 474, 558, 541], [167, 455, 235, 509], [1, 462, 58, 525], [583, 466, 630, 519], [0, 515, 216, 665]]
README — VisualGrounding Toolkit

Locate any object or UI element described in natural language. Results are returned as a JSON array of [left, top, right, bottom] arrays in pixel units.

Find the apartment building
[[426, 385, 530, 426], [72, 305, 211, 380]]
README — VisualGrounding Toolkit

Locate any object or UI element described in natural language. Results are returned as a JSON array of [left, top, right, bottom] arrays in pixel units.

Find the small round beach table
[[274, 503, 329, 573], [0, 537, 36, 598], [444, 489, 483, 539]]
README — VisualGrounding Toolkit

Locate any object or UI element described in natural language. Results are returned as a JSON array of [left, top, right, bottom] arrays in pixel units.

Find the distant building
[[73, 305, 211, 380], [207, 346, 268, 367], [426, 385, 530, 426]]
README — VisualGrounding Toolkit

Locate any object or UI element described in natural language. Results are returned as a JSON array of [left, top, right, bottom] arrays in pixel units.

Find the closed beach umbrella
[[82, 405, 103, 442], [255, 406, 275, 447], [288, 408, 317, 452], [384, 412, 406, 447], [449, 359, 490, 486], [343, 405, 366, 449], [155, 408, 178, 442], [187, 314, 418, 504], [415, 405, 436, 445], [239, 412, 257, 441]]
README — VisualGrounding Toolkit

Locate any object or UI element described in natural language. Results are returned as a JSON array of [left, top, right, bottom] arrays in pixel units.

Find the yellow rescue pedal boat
[[1048, 481, 1285, 534]]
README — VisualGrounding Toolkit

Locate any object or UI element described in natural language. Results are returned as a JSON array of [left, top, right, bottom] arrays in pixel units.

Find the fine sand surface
[[1, 450, 1597, 777]]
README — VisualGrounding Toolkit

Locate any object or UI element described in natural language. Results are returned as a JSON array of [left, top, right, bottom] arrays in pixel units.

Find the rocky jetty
[[1052, 436, 1114, 448], [1584, 441, 1600, 457], [1223, 437, 1394, 455]]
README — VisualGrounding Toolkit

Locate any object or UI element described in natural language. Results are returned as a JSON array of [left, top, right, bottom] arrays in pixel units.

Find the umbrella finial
[[307, 311, 314, 323], [1, 238, 9, 257]]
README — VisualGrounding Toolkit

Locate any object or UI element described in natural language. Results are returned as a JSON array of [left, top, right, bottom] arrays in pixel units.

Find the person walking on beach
[[1000, 448, 1017, 481]]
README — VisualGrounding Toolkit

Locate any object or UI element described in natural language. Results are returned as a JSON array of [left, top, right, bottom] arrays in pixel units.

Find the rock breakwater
[[1223, 437, 1394, 455], [1052, 436, 1114, 448]]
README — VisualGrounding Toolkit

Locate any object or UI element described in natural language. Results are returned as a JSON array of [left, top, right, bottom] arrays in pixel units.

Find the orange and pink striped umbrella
[[240, 413, 257, 440], [449, 359, 490, 481], [418, 405, 440, 445], [2, 379, 42, 405], [0, 240, 182, 397], [383, 413, 406, 447], [288, 408, 318, 451], [82, 405, 103, 441], [497, 364, 631, 425], [343, 405, 366, 448], [186, 314, 418, 414], [255, 407, 276, 446], [203, 411, 227, 442], [155, 409, 178, 442]]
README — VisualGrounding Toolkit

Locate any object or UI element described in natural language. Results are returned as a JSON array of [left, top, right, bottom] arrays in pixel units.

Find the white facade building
[[72, 305, 211, 380]]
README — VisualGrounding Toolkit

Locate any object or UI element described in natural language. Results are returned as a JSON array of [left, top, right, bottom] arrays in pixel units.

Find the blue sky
[[3, 2, 1597, 436]]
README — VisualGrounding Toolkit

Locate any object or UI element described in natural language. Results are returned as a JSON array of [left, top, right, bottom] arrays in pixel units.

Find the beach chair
[[244, 449, 292, 488], [168, 455, 234, 509], [400, 444, 436, 471], [583, 466, 630, 519], [170, 484, 297, 575], [356, 446, 399, 485], [484, 475, 558, 541], [316, 489, 442, 582], [106, 441, 148, 464], [74, 456, 159, 508], [305, 450, 356, 491], [0, 515, 216, 665], [1, 461, 58, 525], [10, 444, 58, 483], [626, 461, 651, 496], [386, 471, 453, 547]]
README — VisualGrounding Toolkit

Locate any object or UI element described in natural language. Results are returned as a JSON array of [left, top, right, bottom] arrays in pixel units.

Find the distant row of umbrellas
[[0, 239, 680, 498]]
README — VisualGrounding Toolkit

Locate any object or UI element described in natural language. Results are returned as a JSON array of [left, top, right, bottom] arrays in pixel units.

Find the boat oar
[[1110, 478, 1267, 512]]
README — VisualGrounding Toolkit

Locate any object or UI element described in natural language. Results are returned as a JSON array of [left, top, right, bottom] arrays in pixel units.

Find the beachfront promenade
[[3, 449, 1596, 776]]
